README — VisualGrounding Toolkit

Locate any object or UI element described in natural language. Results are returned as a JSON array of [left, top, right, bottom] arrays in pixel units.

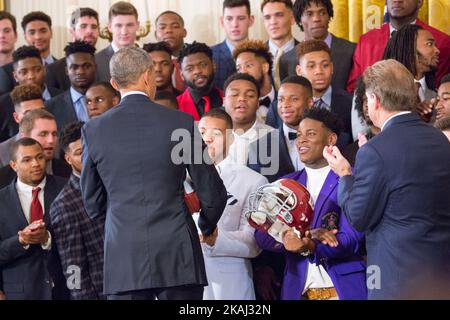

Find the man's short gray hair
[[110, 47, 153, 88], [363, 59, 417, 112]]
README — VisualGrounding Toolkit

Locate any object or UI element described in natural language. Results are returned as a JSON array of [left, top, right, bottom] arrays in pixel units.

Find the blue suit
[[255, 169, 367, 300], [212, 40, 236, 90], [339, 113, 450, 299], [81, 94, 227, 296]]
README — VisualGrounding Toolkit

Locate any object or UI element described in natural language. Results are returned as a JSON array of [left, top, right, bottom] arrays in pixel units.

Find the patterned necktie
[[273, 48, 284, 90], [30, 187, 43, 223], [314, 98, 329, 110]]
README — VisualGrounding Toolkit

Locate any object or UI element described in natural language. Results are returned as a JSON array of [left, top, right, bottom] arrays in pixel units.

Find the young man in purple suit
[[255, 107, 367, 300]]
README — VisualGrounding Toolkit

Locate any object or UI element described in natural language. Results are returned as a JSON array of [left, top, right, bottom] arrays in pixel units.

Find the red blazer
[[347, 20, 450, 92], [177, 88, 224, 121]]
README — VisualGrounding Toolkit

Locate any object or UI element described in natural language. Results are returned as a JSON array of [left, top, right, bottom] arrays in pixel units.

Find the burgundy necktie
[[172, 59, 186, 91], [30, 187, 44, 223]]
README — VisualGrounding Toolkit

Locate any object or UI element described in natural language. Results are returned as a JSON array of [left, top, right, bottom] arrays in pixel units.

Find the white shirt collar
[[111, 42, 120, 53], [17, 176, 47, 195], [389, 20, 417, 36], [283, 123, 297, 140], [314, 85, 333, 107], [381, 111, 412, 131], [260, 86, 276, 103], [121, 91, 148, 100], [268, 38, 295, 57]]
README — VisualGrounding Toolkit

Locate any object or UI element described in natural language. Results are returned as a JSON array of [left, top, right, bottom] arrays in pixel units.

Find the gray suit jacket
[[95, 45, 114, 82], [279, 34, 356, 91], [0, 135, 19, 167], [81, 94, 227, 295]]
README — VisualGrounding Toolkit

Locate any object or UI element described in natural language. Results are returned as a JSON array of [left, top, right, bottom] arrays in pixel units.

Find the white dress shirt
[[228, 120, 274, 165], [282, 124, 304, 171], [302, 166, 334, 292], [16, 177, 52, 250]]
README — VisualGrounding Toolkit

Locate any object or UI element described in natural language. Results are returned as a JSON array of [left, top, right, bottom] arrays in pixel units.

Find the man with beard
[[177, 42, 223, 121], [45, 41, 96, 131], [234, 39, 275, 124], [347, 0, 450, 92]]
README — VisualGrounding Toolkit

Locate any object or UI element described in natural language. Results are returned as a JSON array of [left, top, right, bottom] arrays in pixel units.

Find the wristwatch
[[300, 249, 311, 257]]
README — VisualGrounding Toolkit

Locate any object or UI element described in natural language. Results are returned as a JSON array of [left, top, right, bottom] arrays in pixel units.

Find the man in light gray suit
[[0, 84, 44, 167], [81, 47, 227, 300], [95, 2, 140, 82], [279, 0, 356, 91]]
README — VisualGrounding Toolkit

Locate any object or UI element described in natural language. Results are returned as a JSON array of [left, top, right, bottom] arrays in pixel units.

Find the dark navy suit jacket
[[212, 40, 236, 90], [0, 175, 69, 300], [81, 94, 227, 295], [339, 113, 450, 299]]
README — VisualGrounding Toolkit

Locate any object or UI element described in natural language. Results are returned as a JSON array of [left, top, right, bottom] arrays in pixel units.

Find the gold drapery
[[329, 0, 450, 43], [0, 0, 4, 11]]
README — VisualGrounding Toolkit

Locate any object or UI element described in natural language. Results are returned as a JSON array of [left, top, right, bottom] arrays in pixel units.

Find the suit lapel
[[43, 176, 58, 225], [64, 90, 79, 122], [310, 170, 338, 227], [7, 181, 29, 228], [278, 128, 295, 171]]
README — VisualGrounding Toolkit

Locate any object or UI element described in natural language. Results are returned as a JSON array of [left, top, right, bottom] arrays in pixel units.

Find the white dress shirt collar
[[381, 111, 412, 131], [268, 38, 295, 57], [121, 91, 148, 100]]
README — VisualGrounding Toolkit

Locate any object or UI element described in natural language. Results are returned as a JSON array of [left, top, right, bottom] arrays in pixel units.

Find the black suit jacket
[[0, 159, 71, 190], [0, 63, 15, 96], [0, 175, 69, 300], [45, 90, 78, 131], [247, 128, 295, 183], [81, 94, 227, 295], [0, 87, 63, 142], [95, 45, 114, 82], [45, 59, 70, 91], [279, 35, 356, 91]]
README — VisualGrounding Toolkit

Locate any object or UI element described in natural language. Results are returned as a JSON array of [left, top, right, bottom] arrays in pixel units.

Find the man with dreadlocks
[[346, 0, 450, 93], [45, 41, 97, 131], [382, 24, 440, 122], [177, 42, 224, 121]]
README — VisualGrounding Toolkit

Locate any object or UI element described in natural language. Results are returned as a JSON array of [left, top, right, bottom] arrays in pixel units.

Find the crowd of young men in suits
[[0, 0, 449, 300]]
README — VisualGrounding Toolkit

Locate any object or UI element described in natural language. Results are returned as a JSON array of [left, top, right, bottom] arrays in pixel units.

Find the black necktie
[[259, 96, 271, 107], [288, 132, 297, 140]]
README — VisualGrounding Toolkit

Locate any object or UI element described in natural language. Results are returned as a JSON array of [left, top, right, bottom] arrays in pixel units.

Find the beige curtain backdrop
[[5, 0, 449, 58], [6, 0, 306, 59]]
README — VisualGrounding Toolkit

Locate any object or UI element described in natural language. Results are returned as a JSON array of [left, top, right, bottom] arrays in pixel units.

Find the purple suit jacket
[[255, 169, 367, 300]]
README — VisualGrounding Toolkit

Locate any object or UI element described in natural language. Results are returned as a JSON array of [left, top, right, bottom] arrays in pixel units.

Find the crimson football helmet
[[246, 179, 314, 243]]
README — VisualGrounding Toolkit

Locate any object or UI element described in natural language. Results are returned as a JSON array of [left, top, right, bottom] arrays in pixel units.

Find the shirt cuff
[[41, 231, 52, 251]]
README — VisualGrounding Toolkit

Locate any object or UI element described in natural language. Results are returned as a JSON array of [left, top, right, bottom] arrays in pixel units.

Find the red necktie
[[30, 187, 44, 223], [202, 96, 211, 115], [172, 59, 186, 91]]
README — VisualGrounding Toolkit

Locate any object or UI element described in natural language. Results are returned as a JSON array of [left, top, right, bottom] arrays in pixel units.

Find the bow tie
[[288, 132, 297, 140], [259, 96, 271, 107]]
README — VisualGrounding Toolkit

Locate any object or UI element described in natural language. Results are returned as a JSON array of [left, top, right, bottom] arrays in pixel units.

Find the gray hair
[[363, 59, 417, 112], [110, 47, 153, 88]]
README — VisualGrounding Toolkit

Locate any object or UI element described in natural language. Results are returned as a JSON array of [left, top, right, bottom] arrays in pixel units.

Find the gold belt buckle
[[305, 288, 337, 300]]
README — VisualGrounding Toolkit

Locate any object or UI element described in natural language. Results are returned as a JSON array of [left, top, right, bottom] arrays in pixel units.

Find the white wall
[[7, 0, 304, 58]]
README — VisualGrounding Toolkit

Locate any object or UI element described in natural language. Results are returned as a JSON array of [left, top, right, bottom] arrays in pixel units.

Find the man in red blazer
[[346, 0, 450, 92]]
